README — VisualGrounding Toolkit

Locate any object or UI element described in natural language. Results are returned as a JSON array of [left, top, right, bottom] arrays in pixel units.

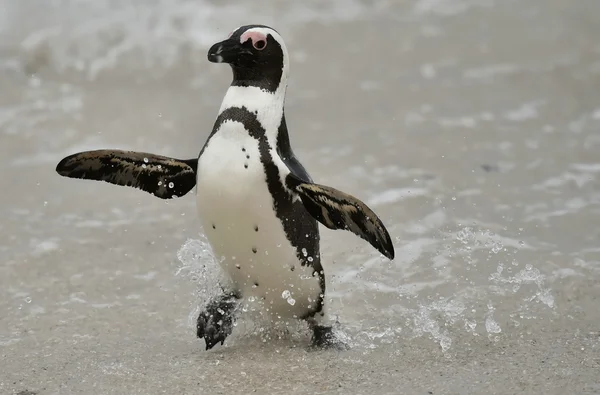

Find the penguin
[[55, 24, 395, 350]]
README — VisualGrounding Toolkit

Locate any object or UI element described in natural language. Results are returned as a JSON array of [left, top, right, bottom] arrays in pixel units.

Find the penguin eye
[[253, 39, 266, 50]]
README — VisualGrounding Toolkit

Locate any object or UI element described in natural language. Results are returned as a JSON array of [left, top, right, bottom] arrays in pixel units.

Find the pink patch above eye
[[240, 30, 268, 46]]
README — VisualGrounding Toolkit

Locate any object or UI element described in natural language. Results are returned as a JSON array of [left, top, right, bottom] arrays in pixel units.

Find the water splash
[[485, 302, 502, 341], [175, 236, 225, 328], [489, 263, 555, 308], [411, 298, 466, 353]]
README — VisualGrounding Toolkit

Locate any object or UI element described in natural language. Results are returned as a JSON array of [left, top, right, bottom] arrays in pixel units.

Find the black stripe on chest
[[200, 106, 326, 313]]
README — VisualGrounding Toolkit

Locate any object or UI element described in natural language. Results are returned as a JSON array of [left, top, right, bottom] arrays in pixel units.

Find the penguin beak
[[207, 39, 241, 64]]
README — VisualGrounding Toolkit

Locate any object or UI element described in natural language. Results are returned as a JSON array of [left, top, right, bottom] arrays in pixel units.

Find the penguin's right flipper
[[56, 149, 197, 199], [286, 174, 395, 260]]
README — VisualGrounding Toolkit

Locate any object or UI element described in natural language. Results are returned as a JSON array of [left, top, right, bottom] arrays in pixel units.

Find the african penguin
[[55, 24, 395, 350]]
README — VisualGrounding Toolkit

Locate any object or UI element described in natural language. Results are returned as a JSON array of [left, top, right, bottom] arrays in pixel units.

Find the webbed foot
[[310, 325, 350, 351], [196, 292, 239, 350]]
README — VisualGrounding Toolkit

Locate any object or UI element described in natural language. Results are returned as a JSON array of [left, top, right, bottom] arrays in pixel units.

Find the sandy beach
[[1, 0, 599, 393]]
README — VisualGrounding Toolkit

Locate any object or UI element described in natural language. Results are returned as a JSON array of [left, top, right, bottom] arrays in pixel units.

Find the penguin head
[[208, 25, 289, 91]]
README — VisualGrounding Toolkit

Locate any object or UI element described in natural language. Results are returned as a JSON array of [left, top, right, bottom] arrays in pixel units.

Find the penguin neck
[[218, 74, 288, 146]]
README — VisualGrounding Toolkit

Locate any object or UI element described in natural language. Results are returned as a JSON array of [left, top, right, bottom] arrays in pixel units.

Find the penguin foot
[[196, 292, 239, 350], [310, 325, 349, 351]]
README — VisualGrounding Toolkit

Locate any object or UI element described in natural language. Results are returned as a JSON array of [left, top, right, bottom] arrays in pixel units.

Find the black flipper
[[276, 115, 313, 183], [286, 174, 395, 260], [55, 149, 197, 199]]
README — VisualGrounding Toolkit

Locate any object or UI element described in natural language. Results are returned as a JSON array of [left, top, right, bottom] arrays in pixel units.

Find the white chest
[[195, 120, 321, 318]]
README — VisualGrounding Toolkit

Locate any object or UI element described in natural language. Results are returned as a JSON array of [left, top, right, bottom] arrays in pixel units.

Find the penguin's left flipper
[[286, 174, 395, 260], [56, 149, 197, 199]]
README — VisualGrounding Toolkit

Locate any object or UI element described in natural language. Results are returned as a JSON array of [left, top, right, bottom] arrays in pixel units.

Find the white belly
[[196, 121, 321, 319]]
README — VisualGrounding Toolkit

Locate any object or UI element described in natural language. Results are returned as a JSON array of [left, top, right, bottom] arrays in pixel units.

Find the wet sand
[[1, 0, 600, 394]]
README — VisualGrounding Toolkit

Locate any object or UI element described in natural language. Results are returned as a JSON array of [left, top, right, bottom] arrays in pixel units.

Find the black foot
[[310, 325, 349, 350], [196, 292, 239, 350]]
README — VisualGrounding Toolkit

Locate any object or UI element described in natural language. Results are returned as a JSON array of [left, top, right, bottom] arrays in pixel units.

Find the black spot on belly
[[212, 224, 216, 229], [252, 247, 257, 254], [254, 282, 259, 287], [290, 266, 295, 272], [244, 164, 248, 169], [246, 155, 250, 159], [236, 264, 241, 269], [242, 148, 246, 152], [254, 225, 259, 232]]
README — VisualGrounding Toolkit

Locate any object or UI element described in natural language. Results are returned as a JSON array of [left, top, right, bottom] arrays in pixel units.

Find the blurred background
[[1, 0, 599, 393]]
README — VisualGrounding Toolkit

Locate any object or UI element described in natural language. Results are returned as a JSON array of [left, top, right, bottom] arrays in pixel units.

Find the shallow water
[[1, 0, 600, 394]]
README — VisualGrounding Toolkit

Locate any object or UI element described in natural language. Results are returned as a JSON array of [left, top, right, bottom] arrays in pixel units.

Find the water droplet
[[287, 297, 296, 306], [282, 290, 291, 299], [143, 157, 149, 163], [142, 164, 147, 169], [157, 165, 162, 169], [25, 297, 32, 303], [158, 181, 162, 186], [491, 242, 503, 254], [465, 320, 477, 332], [525, 264, 533, 270], [307, 256, 314, 262], [519, 241, 524, 246], [440, 336, 451, 352], [485, 316, 501, 334], [301, 248, 308, 257], [43, 201, 48, 207], [451, 196, 456, 201], [168, 182, 174, 188]]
